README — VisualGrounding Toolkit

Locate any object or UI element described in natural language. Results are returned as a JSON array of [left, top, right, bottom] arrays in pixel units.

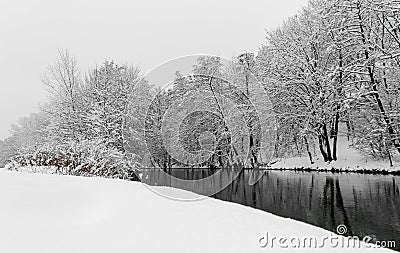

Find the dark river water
[[141, 169, 400, 251]]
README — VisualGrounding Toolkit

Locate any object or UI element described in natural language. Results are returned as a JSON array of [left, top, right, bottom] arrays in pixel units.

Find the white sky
[[0, 0, 308, 140]]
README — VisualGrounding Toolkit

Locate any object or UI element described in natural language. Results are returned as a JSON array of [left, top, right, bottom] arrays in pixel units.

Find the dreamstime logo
[[336, 224, 347, 235], [258, 225, 397, 249], [131, 54, 276, 201]]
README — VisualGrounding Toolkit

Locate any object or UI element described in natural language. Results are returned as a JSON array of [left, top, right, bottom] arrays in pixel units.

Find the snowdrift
[[0, 171, 394, 252]]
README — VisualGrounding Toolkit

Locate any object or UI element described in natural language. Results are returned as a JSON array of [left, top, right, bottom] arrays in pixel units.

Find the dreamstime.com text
[[258, 232, 396, 249]]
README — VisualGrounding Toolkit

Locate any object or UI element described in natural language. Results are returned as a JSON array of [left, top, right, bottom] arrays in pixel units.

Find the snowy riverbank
[[0, 170, 396, 252], [270, 135, 400, 173]]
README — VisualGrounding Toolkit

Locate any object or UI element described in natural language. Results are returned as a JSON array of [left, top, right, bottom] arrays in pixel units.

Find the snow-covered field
[[0, 170, 395, 253]]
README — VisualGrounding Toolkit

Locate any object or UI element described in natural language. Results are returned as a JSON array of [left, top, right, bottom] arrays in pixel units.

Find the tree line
[[1, 0, 400, 174], [257, 0, 400, 165]]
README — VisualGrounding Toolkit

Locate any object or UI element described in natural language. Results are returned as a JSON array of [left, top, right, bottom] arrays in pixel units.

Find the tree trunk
[[332, 114, 339, 161], [323, 124, 333, 162], [304, 136, 314, 164], [318, 135, 329, 162]]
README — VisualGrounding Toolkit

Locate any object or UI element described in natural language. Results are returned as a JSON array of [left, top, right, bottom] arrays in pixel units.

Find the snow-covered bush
[[7, 140, 141, 181]]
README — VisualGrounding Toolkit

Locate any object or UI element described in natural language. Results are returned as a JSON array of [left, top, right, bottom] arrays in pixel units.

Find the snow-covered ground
[[0, 170, 395, 252], [271, 134, 400, 171]]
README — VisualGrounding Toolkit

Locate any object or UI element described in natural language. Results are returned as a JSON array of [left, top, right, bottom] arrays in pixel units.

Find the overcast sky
[[0, 0, 308, 140]]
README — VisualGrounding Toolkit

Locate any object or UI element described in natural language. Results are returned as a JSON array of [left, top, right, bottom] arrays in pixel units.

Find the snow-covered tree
[[257, 0, 344, 162], [41, 49, 86, 143]]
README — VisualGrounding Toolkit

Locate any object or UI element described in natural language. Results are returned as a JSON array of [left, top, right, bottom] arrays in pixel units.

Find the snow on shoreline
[[0, 171, 395, 252], [270, 135, 400, 172], [269, 157, 400, 173]]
